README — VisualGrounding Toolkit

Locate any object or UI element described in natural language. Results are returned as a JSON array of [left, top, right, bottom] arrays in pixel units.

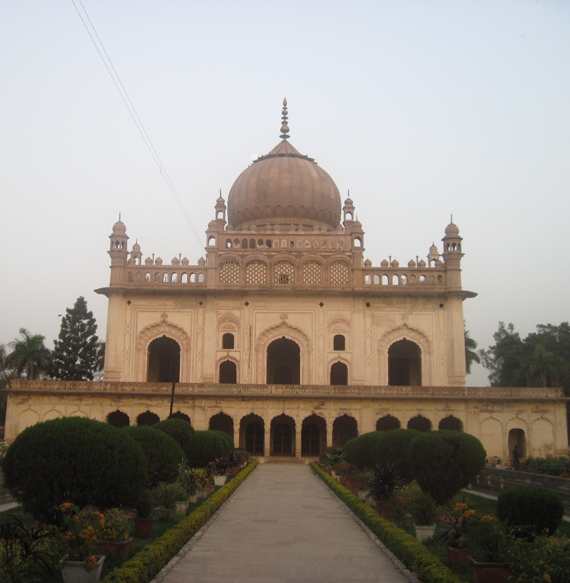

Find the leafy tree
[[50, 297, 99, 381], [520, 344, 566, 388], [464, 326, 480, 374], [5, 328, 51, 380]]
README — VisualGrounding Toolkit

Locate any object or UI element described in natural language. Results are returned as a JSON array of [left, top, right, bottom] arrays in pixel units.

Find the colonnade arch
[[107, 410, 130, 428], [209, 412, 234, 438]]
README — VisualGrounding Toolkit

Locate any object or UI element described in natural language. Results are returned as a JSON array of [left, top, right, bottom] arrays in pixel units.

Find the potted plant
[[466, 514, 512, 583], [59, 503, 106, 583], [411, 493, 437, 542], [208, 456, 232, 486], [194, 468, 212, 499], [434, 501, 476, 566], [133, 493, 155, 538], [150, 483, 178, 520], [174, 483, 190, 515], [98, 508, 133, 562]]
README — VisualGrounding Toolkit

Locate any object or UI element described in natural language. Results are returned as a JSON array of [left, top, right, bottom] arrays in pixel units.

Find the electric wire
[[71, 0, 205, 250]]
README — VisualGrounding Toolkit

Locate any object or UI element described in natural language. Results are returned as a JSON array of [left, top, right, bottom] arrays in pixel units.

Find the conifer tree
[[51, 296, 99, 380]]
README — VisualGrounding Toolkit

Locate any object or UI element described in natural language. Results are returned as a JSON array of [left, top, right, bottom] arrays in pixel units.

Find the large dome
[[227, 138, 342, 231]]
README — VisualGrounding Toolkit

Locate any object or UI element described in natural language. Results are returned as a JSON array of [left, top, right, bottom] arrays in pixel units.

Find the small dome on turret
[[381, 259, 389, 268], [391, 259, 399, 268], [364, 259, 372, 267], [429, 243, 439, 253], [445, 222, 460, 236], [418, 259, 427, 268], [112, 219, 126, 233], [132, 242, 141, 252], [408, 259, 416, 268]]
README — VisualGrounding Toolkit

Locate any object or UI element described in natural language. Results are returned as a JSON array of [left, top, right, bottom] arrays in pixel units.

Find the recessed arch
[[219, 359, 237, 383], [330, 361, 348, 385], [240, 413, 265, 455], [302, 414, 326, 456], [407, 414, 431, 432], [376, 414, 401, 431], [222, 333, 235, 349], [137, 410, 160, 426], [169, 411, 191, 423], [209, 412, 234, 439], [439, 415, 463, 431], [107, 410, 130, 428], [147, 336, 180, 382], [271, 414, 295, 456], [267, 338, 300, 384], [388, 339, 422, 386], [332, 414, 358, 448]]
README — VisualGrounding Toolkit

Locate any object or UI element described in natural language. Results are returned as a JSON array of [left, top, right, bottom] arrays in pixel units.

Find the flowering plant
[[59, 503, 104, 570], [466, 513, 512, 562], [509, 535, 570, 583], [434, 502, 476, 548], [194, 468, 211, 489], [101, 508, 133, 541]]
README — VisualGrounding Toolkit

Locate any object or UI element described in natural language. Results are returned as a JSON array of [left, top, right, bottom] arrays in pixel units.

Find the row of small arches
[[364, 273, 444, 286], [221, 333, 346, 351], [127, 271, 205, 284], [215, 237, 359, 250]]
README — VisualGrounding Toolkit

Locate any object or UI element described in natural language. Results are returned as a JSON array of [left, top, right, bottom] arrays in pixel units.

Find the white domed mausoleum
[[5, 102, 568, 460]]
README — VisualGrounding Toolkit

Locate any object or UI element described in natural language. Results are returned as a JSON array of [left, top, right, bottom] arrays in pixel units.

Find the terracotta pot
[[99, 538, 133, 562], [62, 555, 105, 583], [414, 524, 436, 543], [188, 493, 198, 503], [469, 557, 511, 583], [134, 517, 155, 538], [447, 545, 475, 568]]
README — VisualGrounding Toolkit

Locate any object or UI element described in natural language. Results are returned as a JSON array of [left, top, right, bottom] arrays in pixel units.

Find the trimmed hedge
[[3, 417, 147, 523], [101, 460, 259, 583], [311, 462, 467, 583], [122, 426, 184, 488], [153, 418, 195, 461], [186, 430, 234, 468], [343, 430, 420, 481], [497, 486, 564, 536], [408, 431, 486, 506]]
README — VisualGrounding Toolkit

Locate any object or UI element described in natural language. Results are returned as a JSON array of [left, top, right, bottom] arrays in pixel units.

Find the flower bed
[[100, 460, 259, 583], [310, 462, 466, 583]]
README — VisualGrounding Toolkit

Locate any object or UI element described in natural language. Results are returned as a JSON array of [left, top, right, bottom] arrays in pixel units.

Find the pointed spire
[[279, 98, 290, 140]]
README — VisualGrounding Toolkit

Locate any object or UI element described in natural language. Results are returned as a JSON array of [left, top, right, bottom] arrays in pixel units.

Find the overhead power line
[[71, 0, 205, 250]]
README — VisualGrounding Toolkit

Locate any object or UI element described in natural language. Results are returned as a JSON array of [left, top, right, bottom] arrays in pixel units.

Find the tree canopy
[[5, 328, 51, 380], [50, 296, 100, 381]]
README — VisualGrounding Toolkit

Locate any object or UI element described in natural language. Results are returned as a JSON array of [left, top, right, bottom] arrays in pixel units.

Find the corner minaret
[[109, 218, 129, 285], [442, 220, 463, 291]]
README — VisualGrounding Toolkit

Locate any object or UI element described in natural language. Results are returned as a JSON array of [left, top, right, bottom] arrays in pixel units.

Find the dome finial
[[280, 98, 290, 140]]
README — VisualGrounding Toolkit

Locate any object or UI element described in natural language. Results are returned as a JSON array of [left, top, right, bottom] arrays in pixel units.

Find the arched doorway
[[210, 412, 234, 438], [219, 360, 237, 383], [267, 337, 300, 384], [330, 362, 348, 385], [137, 410, 160, 426], [332, 414, 358, 448], [301, 414, 326, 456], [169, 411, 191, 423], [147, 336, 180, 382], [439, 415, 463, 431], [407, 415, 431, 432], [388, 339, 421, 385], [508, 428, 526, 459], [376, 415, 401, 431], [240, 414, 264, 455], [107, 410, 130, 428], [271, 414, 295, 456]]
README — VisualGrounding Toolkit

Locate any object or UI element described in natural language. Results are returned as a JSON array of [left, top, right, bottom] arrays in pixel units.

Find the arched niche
[[256, 322, 311, 384], [376, 414, 401, 431], [107, 410, 130, 428], [266, 338, 300, 385], [388, 339, 422, 386], [407, 414, 431, 432], [169, 411, 191, 424], [378, 325, 432, 386], [219, 360, 237, 384], [330, 361, 348, 385], [240, 413, 265, 455], [271, 414, 295, 456], [137, 410, 160, 426], [210, 412, 234, 439], [301, 414, 326, 456], [332, 414, 358, 448], [439, 415, 463, 431], [147, 336, 180, 382]]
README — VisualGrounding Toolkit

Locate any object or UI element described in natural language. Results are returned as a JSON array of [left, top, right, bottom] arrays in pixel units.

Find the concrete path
[[158, 464, 411, 583]]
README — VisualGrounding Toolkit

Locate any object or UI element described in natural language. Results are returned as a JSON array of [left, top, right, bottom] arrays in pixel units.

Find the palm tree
[[5, 328, 51, 380], [464, 327, 480, 374], [521, 343, 566, 388]]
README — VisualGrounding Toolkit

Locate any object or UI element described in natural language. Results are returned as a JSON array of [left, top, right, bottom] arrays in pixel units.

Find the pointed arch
[[136, 318, 191, 382], [255, 321, 311, 384], [378, 324, 432, 385]]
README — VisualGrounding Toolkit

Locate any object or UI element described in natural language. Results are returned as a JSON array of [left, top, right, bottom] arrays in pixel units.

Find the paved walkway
[[158, 464, 410, 583]]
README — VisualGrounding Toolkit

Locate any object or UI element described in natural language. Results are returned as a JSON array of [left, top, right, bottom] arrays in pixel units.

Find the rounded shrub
[[497, 486, 564, 537], [407, 430, 486, 506], [153, 417, 195, 460], [343, 429, 420, 481], [122, 426, 184, 488], [186, 430, 234, 468], [3, 417, 147, 523]]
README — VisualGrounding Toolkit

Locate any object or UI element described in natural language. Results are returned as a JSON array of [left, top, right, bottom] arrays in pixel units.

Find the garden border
[[310, 462, 468, 583], [101, 460, 259, 583]]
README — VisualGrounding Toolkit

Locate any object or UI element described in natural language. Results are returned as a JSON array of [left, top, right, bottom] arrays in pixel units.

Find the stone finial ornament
[[280, 98, 290, 140]]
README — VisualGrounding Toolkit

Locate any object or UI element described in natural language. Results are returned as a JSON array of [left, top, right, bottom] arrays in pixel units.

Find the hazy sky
[[1, 0, 569, 386]]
